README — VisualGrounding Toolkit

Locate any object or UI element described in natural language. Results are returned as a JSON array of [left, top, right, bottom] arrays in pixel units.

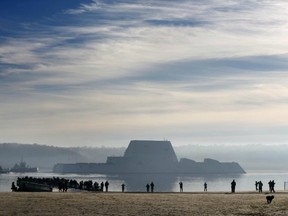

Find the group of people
[[12, 176, 278, 193], [146, 182, 155, 192], [58, 179, 110, 192], [255, 181, 263, 192], [179, 181, 208, 192], [268, 180, 276, 193], [97, 180, 111, 192], [177, 180, 277, 193], [11, 177, 112, 192], [255, 180, 276, 193]]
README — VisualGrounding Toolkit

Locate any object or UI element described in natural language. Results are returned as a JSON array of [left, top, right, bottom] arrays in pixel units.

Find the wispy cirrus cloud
[[1, 0, 288, 146]]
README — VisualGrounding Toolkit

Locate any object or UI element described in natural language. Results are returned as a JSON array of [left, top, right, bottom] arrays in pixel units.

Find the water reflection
[[103, 173, 245, 192], [118, 174, 177, 192], [174, 174, 243, 192], [1, 172, 288, 192]]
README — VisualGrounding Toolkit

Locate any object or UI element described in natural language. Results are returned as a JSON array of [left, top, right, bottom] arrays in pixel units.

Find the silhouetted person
[[59, 180, 66, 192], [255, 181, 258, 191], [231, 180, 236, 193], [271, 180, 275, 193], [105, 180, 109, 192], [146, 183, 150, 192], [94, 182, 99, 191], [179, 181, 183, 192], [121, 184, 125, 192], [79, 181, 84, 190], [150, 182, 154, 193], [204, 182, 207, 192], [64, 180, 68, 192], [258, 181, 263, 193], [100, 181, 104, 191], [268, 180, 272, 192], [11, 182, 17, 192]]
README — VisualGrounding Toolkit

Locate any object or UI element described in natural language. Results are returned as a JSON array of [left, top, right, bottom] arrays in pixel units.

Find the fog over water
[[1, 142, 288, 192], [1, 143, 288, 172], [2, 0, 288, 196]]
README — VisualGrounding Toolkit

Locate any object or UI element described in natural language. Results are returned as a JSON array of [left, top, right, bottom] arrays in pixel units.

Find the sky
[[1, 0, 288, 147]]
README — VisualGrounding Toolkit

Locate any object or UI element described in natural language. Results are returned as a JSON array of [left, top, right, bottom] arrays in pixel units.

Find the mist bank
[[0, 143, 287, 172], [0, 143, 125, 170], [174, 144, 288, 172]]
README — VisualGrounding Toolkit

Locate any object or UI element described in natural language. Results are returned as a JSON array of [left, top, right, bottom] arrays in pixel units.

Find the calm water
[[1, 171, 288, 192]]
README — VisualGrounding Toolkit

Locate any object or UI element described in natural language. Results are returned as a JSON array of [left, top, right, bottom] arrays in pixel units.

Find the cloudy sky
[[1, 0, 288, 147]]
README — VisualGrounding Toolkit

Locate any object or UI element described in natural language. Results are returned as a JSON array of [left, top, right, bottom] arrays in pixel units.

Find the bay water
[[1, 171, 288, 193]]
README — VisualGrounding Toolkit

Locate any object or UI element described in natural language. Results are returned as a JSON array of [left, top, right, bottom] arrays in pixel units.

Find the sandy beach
[[1, 191, 287, 216]]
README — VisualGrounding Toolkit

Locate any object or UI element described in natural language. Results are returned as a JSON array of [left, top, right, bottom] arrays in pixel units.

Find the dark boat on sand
[[16, 181, 52, 192]]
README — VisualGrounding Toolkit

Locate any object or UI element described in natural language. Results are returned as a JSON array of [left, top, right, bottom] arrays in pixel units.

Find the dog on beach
[[266, 195, 274, 204]]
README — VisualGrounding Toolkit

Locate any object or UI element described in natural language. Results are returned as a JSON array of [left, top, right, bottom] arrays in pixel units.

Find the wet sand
[[1, 191, 287, 216]]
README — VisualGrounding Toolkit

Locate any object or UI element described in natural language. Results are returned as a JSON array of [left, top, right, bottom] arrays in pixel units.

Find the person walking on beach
[[100, 182, 104, 191], [150, 182, 154, 193], [121, 183, 125, 192], [255, 181, 258, 191], [258, 181, 263, 193], [146, 183, 150, 192], [179, 181, 183, 192], [271, 180, 275, 193], [105, 180, 109, 192], [204, 182, 207, 192], [231, 180, 236, 193], [268, 180, 272, 192], [11, 182, 17, 192]]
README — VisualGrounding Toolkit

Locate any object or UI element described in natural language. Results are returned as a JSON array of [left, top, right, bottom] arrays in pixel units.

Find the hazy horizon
[[1, 1, 288, 147], [2, 142, 288, 172], [2, 141, 288, 148]]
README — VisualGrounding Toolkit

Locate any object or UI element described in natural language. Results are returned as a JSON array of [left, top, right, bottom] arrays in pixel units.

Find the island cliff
[[53, 140, 246, 174]]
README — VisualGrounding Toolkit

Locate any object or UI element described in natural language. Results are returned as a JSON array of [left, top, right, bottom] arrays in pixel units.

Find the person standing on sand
[[146, 183, 150, 192], [271, 180, 275, 193], [179, 182, 183, 192], [258, 181, 263, 193], [100, 182, 104, 191], [268, 180, 272, 192], [11, 182, 17, 192], [150, 182, 154, 193], [204, 182, 207, 192], [105, 180, 109, 192], [231, 180, 236, 193], [121, 183, 125, 192]]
